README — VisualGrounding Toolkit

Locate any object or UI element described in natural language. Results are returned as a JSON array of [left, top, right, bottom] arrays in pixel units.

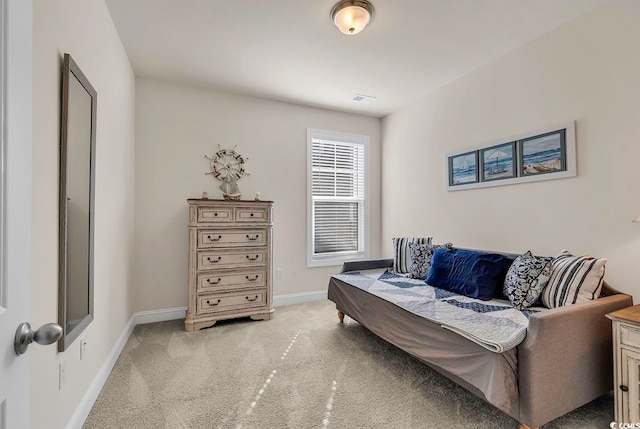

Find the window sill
[[307, 253, 368, 268]]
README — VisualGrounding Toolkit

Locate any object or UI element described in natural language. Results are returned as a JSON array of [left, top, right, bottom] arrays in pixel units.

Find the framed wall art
[[445, 121, 576, 191], [448, 151, 478, 187], [519, 129, 566, 177], [480, 142, 516, 182]]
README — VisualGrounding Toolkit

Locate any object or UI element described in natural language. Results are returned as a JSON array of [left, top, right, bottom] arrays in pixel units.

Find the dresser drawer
[[197, 206, 234, 223], [235, 207, 269, 222], [197, 249, 267, 270], [197, 228, 267, 248], [621, 324, 640, 350], [196, 290, 266, 315], [197, 270, 267, 293]]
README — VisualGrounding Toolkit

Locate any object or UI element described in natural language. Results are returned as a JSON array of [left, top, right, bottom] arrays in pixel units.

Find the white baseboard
[[65, 314, 136, 429], [273, 290, 326, 307], [67, 292, 326, 428], [134, 306, 187, 325]]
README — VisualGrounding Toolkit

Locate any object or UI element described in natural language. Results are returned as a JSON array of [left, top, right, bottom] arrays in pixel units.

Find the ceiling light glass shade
[[331, 1, 374, 35], [634, 216, 640, 223]]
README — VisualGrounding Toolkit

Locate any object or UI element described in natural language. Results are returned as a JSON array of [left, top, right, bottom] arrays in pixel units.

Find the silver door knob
[[14, 322, 63, 355]]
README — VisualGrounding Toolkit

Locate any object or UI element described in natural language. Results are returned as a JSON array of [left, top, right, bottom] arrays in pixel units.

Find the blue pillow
[[425, 248, 512, 300]]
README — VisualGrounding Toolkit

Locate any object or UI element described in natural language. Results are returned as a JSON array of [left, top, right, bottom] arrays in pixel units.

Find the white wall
[[32, 0, 135, 427], [382, 0, 640, 299], [134, 79, 381, 311]]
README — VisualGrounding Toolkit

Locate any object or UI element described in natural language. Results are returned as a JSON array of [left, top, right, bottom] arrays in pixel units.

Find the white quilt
[[332, 268, 546, 352]]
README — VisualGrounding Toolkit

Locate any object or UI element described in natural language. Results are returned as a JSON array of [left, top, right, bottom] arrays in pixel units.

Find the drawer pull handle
[[207, 278, 222, 285], [206, 299, 221, 307], [621, 385, 629, 392], [246, 234, 259, 241], [246, 275, 259, 282], [246, 295, 259, 302], [208, 235, 222, 242], [250, 213, 254, 217], [207, 256, 222, 263], [246, 255, 260, 261]]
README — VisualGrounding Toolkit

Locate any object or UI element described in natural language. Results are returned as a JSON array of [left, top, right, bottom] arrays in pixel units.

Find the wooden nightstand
[[607, 305, 640, 422]]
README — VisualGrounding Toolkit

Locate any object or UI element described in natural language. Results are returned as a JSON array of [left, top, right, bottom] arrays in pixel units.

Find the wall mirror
[[58, 53, 97, 351]]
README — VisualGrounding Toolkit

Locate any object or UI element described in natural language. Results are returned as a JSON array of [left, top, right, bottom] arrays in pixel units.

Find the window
[[307, 128, 369, 267]]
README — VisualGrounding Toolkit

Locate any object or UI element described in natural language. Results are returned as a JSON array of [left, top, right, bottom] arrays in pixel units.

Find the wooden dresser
[[607, 305, 640, 423], [185, 199, 274, 332]]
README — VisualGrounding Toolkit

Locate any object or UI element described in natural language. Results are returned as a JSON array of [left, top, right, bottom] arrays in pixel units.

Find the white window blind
[[307, 129, 369, 267]]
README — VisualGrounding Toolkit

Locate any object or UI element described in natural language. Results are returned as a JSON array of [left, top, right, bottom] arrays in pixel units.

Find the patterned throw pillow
[[408, 242, 453, 279], [541, 250, 607, 309], [503, 251, 553, 310], [392, 237, 432, 274]]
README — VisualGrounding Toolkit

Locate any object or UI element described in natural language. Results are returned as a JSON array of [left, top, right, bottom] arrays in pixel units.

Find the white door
[[0, 0, 34, 428]]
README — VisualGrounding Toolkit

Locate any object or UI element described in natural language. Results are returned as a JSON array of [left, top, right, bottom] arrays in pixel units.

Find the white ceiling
[[105, 0, 606, 117]]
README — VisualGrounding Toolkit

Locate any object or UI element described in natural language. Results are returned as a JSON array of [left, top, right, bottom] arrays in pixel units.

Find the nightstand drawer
[[197, 207, 234, 223], [197, 270, 267, 292], [197, 229, 267, 248], [197, 249, 267, 270], [196, 290, 266, 315], [235, 207, 268, 222], [621, 324, 640, 350]]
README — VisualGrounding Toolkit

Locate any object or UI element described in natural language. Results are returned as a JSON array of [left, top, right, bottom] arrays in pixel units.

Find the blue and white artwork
[[450, 151, 478, 185], [520, 130, 566, 176], [481, 142, 516, 182]]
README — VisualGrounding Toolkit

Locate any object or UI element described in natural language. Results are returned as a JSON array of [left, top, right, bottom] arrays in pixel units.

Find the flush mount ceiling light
[[330, 0, 375, 35]]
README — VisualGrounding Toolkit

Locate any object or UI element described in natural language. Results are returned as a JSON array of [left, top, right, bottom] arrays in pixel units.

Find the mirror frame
[[58, 53, 97, 352]]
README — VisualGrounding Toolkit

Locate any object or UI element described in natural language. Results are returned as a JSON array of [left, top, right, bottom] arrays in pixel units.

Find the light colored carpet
[[83, 300, 613, 429]]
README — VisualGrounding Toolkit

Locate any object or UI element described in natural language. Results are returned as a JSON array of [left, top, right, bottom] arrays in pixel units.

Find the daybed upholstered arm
[[517, 289, 633, 428], [340, 258, 393, 273]]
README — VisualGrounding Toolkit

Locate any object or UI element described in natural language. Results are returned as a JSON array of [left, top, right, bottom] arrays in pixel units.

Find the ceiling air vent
[[351, 94, 376, 104]]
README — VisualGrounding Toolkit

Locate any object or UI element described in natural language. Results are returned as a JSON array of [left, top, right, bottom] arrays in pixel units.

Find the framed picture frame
[[519, 129, 566, 177], [448, 151, 478, 187], [445, 121, 576, 191], [480, 141, 516, 182]]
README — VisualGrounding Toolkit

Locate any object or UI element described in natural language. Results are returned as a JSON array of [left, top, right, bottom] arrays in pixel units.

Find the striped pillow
[[392, 237, 432, 274], [541, 250, 607, 308]]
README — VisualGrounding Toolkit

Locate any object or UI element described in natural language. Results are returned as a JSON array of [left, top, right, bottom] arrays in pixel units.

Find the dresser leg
[[185, 320, 217, 332], [184, 320, 198, 332], [337, 311, 345, 323], [250, 313, 271, 321]]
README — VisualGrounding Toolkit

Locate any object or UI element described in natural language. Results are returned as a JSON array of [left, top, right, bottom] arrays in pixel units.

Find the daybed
[[327, 253, 632, 429]]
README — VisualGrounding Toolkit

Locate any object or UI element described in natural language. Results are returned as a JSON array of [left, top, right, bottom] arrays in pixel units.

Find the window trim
[[306, 128, 370, 268]]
